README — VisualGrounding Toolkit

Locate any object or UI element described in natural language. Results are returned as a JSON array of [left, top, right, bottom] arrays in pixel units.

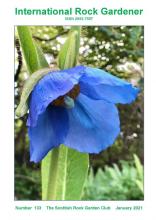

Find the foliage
[[15, 163, 41, 200], [15, 26, 144, 200], [82, 154, 144, 200], [15, 155, 143, 200]]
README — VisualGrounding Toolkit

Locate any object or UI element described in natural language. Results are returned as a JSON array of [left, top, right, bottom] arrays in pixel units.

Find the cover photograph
[[0, 1, 154, 220]]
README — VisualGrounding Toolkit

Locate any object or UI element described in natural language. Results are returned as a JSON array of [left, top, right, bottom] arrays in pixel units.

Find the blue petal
[[80, 67, 139, 104], [27, 65, 85, 127], [64, 93, 120, 153], [28, 105, 69, 163]]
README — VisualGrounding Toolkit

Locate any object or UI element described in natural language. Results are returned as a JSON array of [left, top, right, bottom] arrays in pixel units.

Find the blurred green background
[[15, 26, 144, 200]]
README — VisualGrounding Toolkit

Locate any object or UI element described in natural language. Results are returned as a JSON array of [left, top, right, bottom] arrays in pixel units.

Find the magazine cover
[[0, 0, 155, 220]]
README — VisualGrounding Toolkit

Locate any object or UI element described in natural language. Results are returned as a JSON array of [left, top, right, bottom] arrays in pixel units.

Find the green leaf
[[133, 154, 143, 179], [17, 26, 48, 74], [35, 42, 49, 68], [42, 145, 89, 200], [136, 180, 144, 193], [58, 26, 81, 69]]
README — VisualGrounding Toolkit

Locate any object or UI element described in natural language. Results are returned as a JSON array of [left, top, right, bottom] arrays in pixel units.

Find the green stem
[[42, 146, 89, 200], [42, 148, 60, 200], [42, 147, 69, 200]]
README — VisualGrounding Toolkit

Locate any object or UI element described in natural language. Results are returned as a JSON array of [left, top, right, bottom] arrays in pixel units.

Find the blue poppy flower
[[27, 65, 139, 163]]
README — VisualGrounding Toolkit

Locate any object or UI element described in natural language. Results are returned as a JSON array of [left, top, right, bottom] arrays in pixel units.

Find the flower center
[[52, 84, 80, 108]]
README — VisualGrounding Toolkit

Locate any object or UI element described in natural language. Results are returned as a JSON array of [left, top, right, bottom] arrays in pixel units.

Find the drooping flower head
[[27, 66, 139, 163]]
